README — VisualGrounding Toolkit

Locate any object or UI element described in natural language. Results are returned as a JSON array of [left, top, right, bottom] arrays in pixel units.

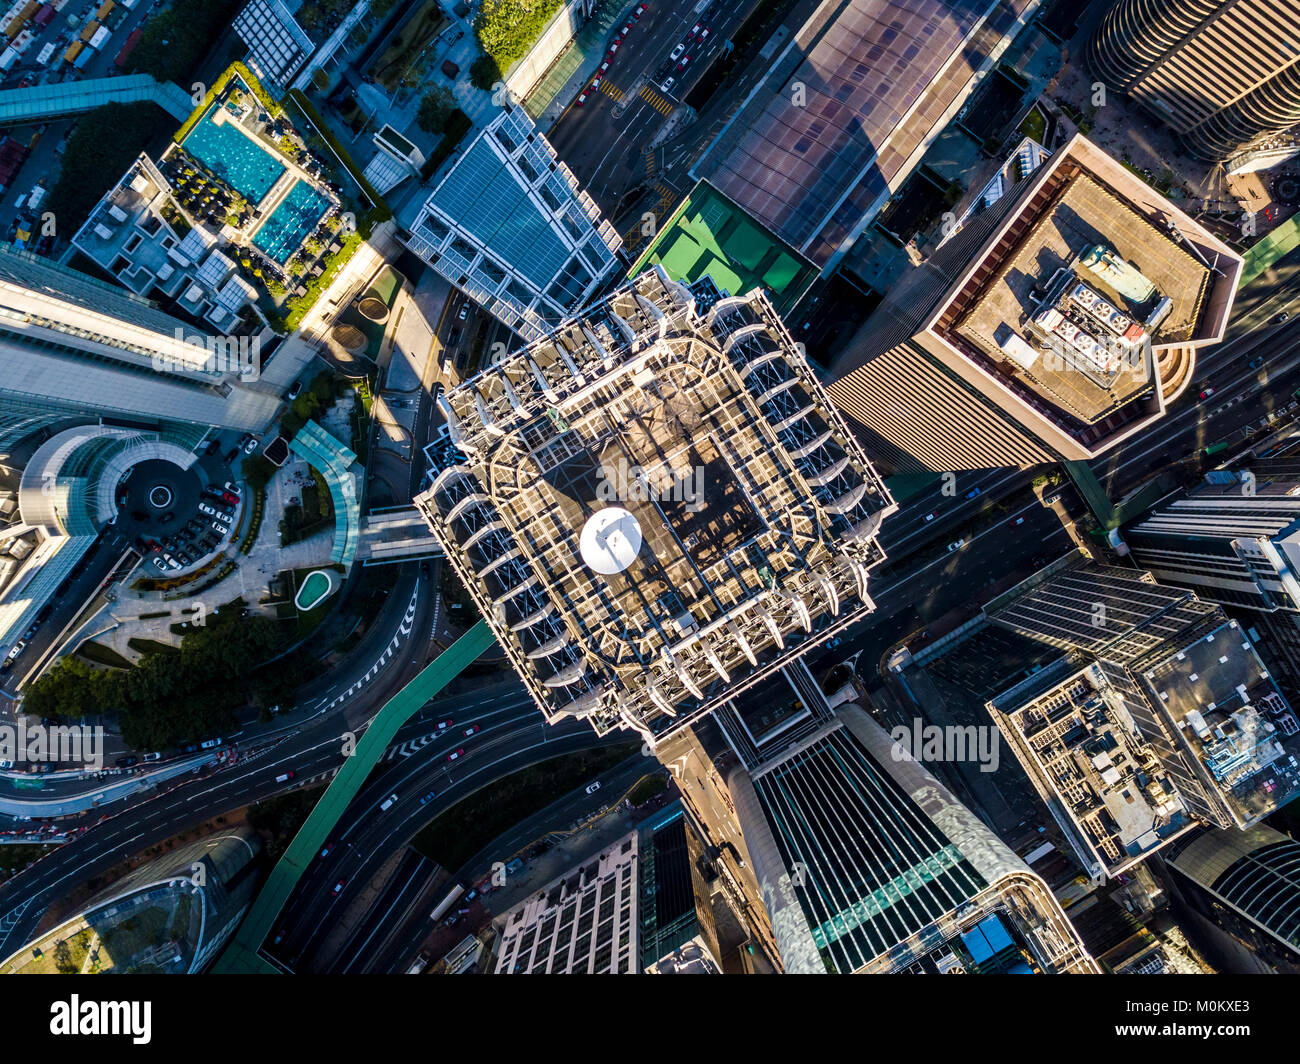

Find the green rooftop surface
[[629, 180, 818, 317], [1240, 214, 1300, 287]]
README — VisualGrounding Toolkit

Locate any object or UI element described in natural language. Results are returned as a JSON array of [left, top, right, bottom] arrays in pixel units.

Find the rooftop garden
[[154, 64, 392, 334], [475, 0, 565, 75]]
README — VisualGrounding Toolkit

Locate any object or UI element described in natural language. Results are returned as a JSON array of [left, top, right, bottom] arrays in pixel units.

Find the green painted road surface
[[1241, 215, 1300, 288], [214, 620, 496, 973]]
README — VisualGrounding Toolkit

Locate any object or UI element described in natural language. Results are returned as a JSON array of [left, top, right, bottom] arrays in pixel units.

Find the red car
[[220, 491, 238, 506], [576, 92, 588, 106], [437, 719, 452, 730], [608, 39, 620, 55], [634, 3, 646, 16], [448, 748, 465, 762], [464, 724, 479, 736]]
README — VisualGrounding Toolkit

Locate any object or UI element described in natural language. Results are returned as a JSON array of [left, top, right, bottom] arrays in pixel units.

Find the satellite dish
[[580, 507, 642, 575]]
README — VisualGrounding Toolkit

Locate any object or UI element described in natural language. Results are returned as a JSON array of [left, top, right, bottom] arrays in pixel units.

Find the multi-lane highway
[[547, 0, 755, 219]]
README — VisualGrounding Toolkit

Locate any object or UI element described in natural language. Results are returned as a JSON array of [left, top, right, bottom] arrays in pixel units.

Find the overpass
[[215, 620, 495, 973], [357, 505, 443, 565], [0, 74, 194, 126]]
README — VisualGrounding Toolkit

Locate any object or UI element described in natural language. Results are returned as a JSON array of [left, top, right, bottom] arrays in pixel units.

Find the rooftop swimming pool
[[183, 106, 286, 203], [253, 180, 332, 264]]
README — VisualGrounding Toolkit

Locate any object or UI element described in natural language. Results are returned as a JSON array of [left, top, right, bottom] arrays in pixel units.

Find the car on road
[[6, 641, 25, 661], [420, 789, 438, 805], [1199, 387, 1215, 400], [947, 539, 965, 552], [1014, 516, 1026, 526], [669, 43, 685, 61], [242, 436, 259, 455], [676, 54, 692, 70], [275, 771, 294, 783], [585, 781, 601, 794], [1278, 312, 1290, 323], [287, 380, 303, 400], [115, 756, 138, 768], [965, 487, 981, 499], [199, 738, 223, 750], [620, 22, 631, 35], [142, 752, 161, 762], [332, 879, 346, 895], [576, 91, 588, 106], [699, 27, 710, 42], [464, 724, 479, 736], [380, 792, 399, 811], [437, 719, 452, 730], [448, 747, 465, 762], [457, 303, 469, 320], [660, 76, 675, 93], [923, 511, 937, 523], [1249, 356, 1265, 369], [608, 38, 620, 55], [634, 2, 646, 16], [688, 22, 701, 37]]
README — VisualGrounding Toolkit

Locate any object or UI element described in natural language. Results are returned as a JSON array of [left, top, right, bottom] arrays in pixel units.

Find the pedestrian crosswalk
[[639, 86, 674, 114], [599, 80, 623, 101]]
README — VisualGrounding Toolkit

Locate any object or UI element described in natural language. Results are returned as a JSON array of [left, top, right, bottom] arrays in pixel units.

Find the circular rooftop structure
[[356, 296, 389, 323], [580, 507, 642, 575], [332, 323, 367, 351]]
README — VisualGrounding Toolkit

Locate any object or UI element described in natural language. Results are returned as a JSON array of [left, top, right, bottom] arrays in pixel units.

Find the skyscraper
[[985, 554, 1300, 879], [0, 244, 278, 437], [1123, 469, 1300, 700], [827, 135, 1240, 473], [691, 0, 1047, 270], [1165, 824, 1300, 973], [1087, 0, 1300, 161], [725, 701, 1097, 974], [401, 106, 623, 342], [415, 267, 894, 742]]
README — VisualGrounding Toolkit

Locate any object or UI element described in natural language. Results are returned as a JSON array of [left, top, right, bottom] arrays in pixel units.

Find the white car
[[585, 781, 601, 794], [198, 502, 217, 516], [669, 43, 685, 61], [199, 738, 223, 750], [947, 539, 965, 552], [211, 520, 230, 536]]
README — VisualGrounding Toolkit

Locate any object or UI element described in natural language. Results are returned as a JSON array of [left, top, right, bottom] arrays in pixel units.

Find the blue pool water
[[183, 107, 286, 203], [252, 181, 332, 264]]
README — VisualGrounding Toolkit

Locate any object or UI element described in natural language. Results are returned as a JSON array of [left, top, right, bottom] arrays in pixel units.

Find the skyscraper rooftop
[[829, 135, 1242, 470], [693, 0, 1045, 267], [415, 267, 894, 741], [985, 555, 1300, 879]]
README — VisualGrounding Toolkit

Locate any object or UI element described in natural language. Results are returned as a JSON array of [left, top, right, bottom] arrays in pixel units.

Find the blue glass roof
[[431, 137, 572, 291]]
